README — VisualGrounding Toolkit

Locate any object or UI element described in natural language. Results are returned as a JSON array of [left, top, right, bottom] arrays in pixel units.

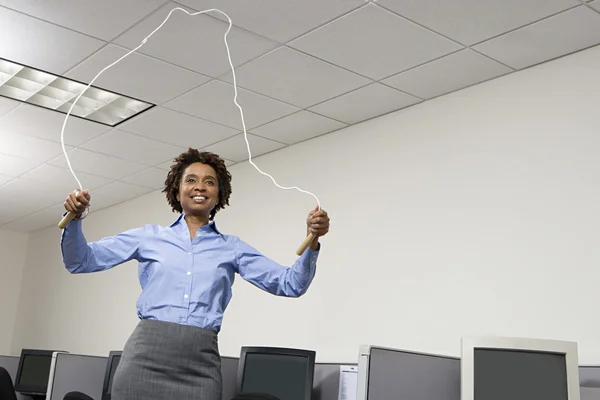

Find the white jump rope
[[58, 8, 321, 255]]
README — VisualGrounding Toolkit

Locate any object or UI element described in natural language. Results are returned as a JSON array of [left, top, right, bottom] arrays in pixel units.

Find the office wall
[[11, 44, 600, 364], [0, 229, 29, 355]]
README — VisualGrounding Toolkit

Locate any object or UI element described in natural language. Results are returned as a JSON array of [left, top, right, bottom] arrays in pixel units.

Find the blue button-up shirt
[[60, 214, 320, 331]]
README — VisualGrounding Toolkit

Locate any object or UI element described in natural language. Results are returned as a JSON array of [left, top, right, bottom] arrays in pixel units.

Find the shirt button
[[188, 252, 192, 255], [187, 271, 191, 276], [184, 294, 189, 299]]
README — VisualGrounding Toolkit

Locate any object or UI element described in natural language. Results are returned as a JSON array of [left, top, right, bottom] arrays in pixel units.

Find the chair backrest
[[0, 366, 18, 400], [230, 393, 281, 400], [63, 391, 94, 400]]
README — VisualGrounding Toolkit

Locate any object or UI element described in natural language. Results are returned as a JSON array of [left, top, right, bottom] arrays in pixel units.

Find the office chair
[[231, 394, 282, 400], [63, 391, 93, 400], [0, 366, 18, 400]]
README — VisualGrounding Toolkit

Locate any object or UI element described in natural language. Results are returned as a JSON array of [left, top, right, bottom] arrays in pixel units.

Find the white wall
[[0, 229, 29, 355], [11, 44, 600, 364]]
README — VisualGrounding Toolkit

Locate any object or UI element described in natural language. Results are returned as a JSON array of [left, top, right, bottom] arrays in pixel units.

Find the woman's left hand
[[306, 205, 330, 238]]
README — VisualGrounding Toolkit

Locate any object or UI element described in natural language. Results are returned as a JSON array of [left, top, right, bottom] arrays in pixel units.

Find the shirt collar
[[169, 213, 222, 235]]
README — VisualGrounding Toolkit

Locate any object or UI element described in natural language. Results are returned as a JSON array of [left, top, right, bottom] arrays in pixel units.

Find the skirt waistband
[[134, 318, 218, 354]]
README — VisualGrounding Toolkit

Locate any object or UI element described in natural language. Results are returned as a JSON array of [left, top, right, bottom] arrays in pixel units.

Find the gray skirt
[[111, 319, 222, 400]]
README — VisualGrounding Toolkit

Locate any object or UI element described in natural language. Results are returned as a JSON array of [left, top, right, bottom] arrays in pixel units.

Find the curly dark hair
[[162, 148, 232, 220]]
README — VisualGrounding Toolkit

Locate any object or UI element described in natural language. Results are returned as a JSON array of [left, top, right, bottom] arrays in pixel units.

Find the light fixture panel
[[0, 58, 154, 127]]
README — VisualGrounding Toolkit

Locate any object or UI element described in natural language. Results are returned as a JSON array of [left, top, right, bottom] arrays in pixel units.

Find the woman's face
[[177, 162, 219, 218]]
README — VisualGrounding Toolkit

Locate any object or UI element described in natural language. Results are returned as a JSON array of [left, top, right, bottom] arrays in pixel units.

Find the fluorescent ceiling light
[[0, 58, 154, 126]]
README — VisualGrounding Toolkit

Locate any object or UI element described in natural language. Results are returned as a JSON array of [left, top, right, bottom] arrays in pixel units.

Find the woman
[[60, 149, 330, 400]]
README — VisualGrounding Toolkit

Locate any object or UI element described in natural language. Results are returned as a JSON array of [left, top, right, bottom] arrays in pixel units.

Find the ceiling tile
[[0, 153, 40, 177], [220, 46, 372, 107], [0, 173, 12, 185], [23, 163, 112, 192], [113, 2, 278, 77], [3, 164, 112, 211], [66, 44, 210, 105], [202, 133, 285, 162], [309, 82, 421, 124], [0, 6, 105, 75], [382, 49, 513, 99], [0, 175, 55, 223], [0, 202, 66, 232], [178, 0, 365, 43], [289, 4, 462, 80], [86, 194, 125, 213], [376, 0, 579, 46], [118, 107, 239, 148], [0, 104, 109, 146], [80, 129, 187, 166], [251, 111, 346, 145], [155, 160, 174, 171], [0, 201, 35, 225], [473, 6, 600, 69], [91, 180, 154, 202], [48, 148, 148, 180], [0, 97, 20, 118], [154, 158, 236, 170], [164, 80, 299, 129], [120, 167, 167, 189], [0, 0, 165, 41], [0, 130, 70, 162]]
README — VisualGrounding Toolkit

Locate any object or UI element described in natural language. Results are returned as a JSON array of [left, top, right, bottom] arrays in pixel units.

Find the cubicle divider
[[313, 363, 352, 400], [48, 353, 108, 400], [0, 355, 19, 382], [221, 356, 239, 400], [580, 366, 600, 400]]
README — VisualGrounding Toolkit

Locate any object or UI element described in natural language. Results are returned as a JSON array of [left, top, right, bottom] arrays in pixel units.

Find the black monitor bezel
[[14, 349, 57, 395], [235, 346, 316, 400], [101, 350, 123, 400]]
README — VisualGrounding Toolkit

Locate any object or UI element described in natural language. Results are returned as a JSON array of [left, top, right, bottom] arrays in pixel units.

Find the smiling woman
[[163, 149, 232, 236], [59, 148, 330, 400]]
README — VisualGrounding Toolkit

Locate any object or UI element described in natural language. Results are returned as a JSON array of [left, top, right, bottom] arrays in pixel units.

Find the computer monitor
[[14, 349, 63, 398], [101, 351, 122, 400], [461, 336, 580, 400], [236, 346, 316, 400], [356, 345, 460, 400]]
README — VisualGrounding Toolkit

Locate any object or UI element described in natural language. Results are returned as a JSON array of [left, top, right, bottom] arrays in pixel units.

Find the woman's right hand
[[64, 190, 91, 216]]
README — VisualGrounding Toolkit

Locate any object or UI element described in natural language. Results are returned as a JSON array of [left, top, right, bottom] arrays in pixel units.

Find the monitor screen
[[18, 354, 52, 387], [474, 348, 568, 400], [238, 348, 315, 400], [367, 347, 460, 400]]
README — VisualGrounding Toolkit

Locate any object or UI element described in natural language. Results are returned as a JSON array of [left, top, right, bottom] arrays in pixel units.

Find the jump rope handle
[[296, 232, 315, 256], [58, 211, 76, 229]]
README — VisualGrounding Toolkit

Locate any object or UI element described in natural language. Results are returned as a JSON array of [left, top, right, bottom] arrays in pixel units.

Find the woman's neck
[[184, 214, 209, 234]]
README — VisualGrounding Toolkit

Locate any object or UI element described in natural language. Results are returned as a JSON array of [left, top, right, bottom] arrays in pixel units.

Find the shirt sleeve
[[234, 237, 320, 297], [60, 216, 145, 274]]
